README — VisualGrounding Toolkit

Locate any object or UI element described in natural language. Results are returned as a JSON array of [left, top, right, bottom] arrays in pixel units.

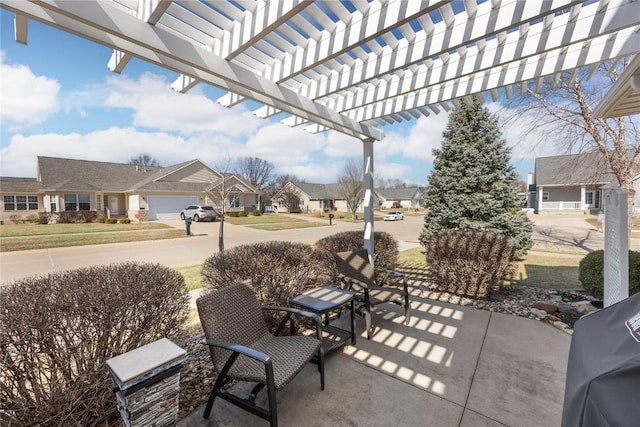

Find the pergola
[[3, 0, 639, 258]]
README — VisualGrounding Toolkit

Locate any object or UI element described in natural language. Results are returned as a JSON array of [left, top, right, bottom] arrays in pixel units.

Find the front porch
[[179, 290, 570, 427]]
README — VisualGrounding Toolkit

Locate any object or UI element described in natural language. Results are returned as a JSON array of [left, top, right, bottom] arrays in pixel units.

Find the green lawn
[[176, 264, 203, 291], [0, 222, 185, 252]]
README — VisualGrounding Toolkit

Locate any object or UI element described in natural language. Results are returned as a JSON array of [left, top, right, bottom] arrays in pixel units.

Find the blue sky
[[0, 9, 555, 185]]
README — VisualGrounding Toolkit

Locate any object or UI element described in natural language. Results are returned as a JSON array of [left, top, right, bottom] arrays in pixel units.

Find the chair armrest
[[381, 269, 409, 294], [337, 273, 370, 290], [201, 339, 269, 363], [262, 306, 323, 340]]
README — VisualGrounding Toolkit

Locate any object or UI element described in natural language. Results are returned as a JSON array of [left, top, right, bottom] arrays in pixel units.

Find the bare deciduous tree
[[510, 62, 640, 231], [128, 153, 160, 168], [278, 184, 303, 213], [337, 160, 364, 219], [234, 157, 275, 191], [206, 157, 233, 252]]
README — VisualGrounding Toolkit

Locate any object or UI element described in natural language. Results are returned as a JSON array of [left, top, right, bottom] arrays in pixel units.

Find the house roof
[[0, 177, 42, 193], [38, 156, 163, 192], [35, 156, 257, 194], [534, 151, 636, 186], [293, 182, 343, 200], [375, 187, 421, 200]]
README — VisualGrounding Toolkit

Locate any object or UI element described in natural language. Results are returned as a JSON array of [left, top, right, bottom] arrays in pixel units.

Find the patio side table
[[290, 285, 356, 354]]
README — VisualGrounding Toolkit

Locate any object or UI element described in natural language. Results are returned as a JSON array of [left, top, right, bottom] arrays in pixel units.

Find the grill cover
[[562, 292, 640, 426]]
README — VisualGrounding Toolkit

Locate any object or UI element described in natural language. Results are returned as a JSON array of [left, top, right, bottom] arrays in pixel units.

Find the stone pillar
[[106, 338, 186, 427]]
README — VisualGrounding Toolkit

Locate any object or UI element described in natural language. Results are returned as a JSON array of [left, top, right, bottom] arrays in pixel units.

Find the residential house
[[374, 187, 423, 209], [0, 156, 259, 222], [272, 182, 349, 213], [531, 151, 640, 215]]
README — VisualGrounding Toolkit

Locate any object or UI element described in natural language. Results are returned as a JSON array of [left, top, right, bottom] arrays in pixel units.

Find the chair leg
[[266, 373, 278, 427], [404, 294, 410, 325], [364, 308, 373, 340], [203, 373, 227, 419], [318, 346, 325, 391]]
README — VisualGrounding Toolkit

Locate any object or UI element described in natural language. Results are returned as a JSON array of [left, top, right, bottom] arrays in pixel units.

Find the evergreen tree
[[419, 97, 533, 256]]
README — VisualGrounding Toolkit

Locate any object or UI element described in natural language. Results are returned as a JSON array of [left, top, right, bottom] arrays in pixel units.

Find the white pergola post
[[537, 186, 544, 212], [362, 138, 375, 266], [581, 185, 586, 210]]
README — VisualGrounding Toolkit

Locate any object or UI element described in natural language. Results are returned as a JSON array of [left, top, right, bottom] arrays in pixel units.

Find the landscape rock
[[532, 302, 558, 314]]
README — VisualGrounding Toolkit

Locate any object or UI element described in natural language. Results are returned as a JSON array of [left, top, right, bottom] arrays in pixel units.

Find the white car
[[384, 211, 404, 221]]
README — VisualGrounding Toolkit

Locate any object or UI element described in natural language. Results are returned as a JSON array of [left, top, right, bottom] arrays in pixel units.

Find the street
[[1, 213, 637, 285]]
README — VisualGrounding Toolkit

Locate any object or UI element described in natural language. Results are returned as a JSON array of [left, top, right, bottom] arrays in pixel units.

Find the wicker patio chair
[[196, 281, 325, 427], [335, 249, 410, 339]]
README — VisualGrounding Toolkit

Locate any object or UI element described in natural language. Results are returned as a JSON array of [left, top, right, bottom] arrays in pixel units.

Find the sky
[[0, 10, 562, 186]]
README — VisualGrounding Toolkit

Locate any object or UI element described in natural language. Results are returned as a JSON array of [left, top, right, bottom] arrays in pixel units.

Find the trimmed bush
[[57, 210, 97, 223], [427, 229, 516, 299], [201, 241, 327, 326], [97, 217, 107, 223], [105, 218, 118, 224], [228, 211, 238, 217], [119, 218, 131, 224], [37, 212, 51, 224], [238, 211, 248, 217], [314, 231, 398, 285], [0, 262, 189, 426], [578, 250, 640, 299], [251, 209, 261, 216]]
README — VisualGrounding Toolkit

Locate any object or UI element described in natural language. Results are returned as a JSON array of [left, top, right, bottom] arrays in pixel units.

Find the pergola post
[[362, 138, 375, 266]]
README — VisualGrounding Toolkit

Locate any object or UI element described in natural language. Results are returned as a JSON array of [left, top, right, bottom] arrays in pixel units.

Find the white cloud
[[0, 128, 192, 177], [242, 123, 324, 167], [382, 114, 450, 162], [0, 52, 60, 128], [102, 73, 262, 137]]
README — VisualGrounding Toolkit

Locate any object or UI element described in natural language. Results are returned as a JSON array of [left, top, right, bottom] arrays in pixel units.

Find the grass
[[396, 247, 583, 290], [584, 217, 640, 238], [0, 223, 185, 252], [224, 214, 329, 231], [175, 264, 203, 291]]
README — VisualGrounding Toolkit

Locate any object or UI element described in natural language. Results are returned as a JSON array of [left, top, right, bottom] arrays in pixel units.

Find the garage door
[[147, 196, 198, 220]]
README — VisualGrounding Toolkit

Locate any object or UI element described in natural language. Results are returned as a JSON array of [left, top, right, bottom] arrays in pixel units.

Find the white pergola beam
[[14, 12, 27, 44], [346, 26, 640, 122], [334, 0, 638, 116], [4, 0, 382, 141]]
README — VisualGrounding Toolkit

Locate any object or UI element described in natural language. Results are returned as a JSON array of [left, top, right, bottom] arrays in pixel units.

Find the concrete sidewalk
[[179, 290, 570, 427]]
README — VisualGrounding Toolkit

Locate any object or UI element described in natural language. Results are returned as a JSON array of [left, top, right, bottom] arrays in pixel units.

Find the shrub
[[0, 262, 189, 426], [578, 250, 640, 299], [251, 209, 261, 216], [228, 211, 238, 217], [105, 218, 118, 224], [201, 241, 327, 326], [426, 229, 516, 299], [97, 217, 107, 223], [238, 211, 248, 217], [57, 210, 98, 223], [314, 231, 398, 285], [9, 214, 22, 224], [119, 218, 131, 224], [37, 212, 51, 224], [32, 216, 40, 224]]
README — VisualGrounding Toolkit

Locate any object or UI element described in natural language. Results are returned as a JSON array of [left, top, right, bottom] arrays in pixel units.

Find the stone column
[[106, 338, 186, 427]]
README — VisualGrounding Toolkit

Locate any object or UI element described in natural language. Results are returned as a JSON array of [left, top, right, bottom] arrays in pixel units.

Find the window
[[64, 194, 91, 211], [3, 195, 38, 211], [542, 192, 549, 201], [228, 195, 240, 208], [585, 192, 594, 205], [49, 194, 57, 212]]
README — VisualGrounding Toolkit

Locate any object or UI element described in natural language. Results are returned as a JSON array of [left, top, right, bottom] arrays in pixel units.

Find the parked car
[[383, 211, 404, 221], [180, 205, 216, 222]]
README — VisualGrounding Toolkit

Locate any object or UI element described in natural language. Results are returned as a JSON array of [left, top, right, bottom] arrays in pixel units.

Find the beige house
[[374, 187, 423, 209], [272, 182, 350, 213], [0, 156, 259, 222]]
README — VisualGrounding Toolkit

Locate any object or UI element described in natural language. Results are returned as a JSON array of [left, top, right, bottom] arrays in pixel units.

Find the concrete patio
[[179, 290, 570, 427]]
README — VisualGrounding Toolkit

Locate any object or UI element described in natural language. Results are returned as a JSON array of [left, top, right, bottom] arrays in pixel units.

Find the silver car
[[180, 205, 216, 222]]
